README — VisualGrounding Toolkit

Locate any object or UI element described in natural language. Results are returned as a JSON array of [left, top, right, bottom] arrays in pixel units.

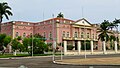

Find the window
[[93, 34, 94, 39], [81, 32, 84, 38], [16, 32, 19, 37], [21, 22, 23, 24], [28, 23, 30, 25], [64, 20, 66, 23], [67, 32, 69, 37], [96, 34, 97, 39], [50, 20, 52, 23], [49, 32, 52, 40], [87, 33, 90, 38], [62, 31, 65, 37], [23, 33, 26, 37], [74, 32, 78, 38]]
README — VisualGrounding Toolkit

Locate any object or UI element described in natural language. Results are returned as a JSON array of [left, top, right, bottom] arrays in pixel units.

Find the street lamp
[[52, 14, 56, 62], [32, 30, 33, 57], [60, 17, 63, 60], [83, 21, 86, 59]]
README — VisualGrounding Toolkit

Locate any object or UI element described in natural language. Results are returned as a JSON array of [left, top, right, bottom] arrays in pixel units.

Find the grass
[[0, 53, 63, 58], [0, 54, 30, 58]]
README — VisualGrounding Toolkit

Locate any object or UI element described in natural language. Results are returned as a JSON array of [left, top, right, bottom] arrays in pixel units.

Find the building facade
[[1, 18, 119, 55]]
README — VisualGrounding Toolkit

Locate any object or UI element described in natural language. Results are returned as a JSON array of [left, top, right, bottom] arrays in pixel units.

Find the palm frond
[[5, 10, 13, 16]]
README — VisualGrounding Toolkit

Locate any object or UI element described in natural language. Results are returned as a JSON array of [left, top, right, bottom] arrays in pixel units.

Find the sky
[[1, 0, 120, 24]]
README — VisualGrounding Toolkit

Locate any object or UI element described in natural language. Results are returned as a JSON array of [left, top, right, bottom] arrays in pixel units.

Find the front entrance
[[81, 40, 91, 50], [75, 41, 78, 50]]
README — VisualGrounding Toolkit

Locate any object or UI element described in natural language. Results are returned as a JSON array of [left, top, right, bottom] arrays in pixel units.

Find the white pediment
[[75, 19, 91, 26]]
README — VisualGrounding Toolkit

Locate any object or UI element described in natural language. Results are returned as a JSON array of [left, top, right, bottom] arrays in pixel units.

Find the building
[[1, 17, 119, 55]]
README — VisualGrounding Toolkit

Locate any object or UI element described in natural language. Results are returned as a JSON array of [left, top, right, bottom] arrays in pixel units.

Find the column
[[114, 41, 117, 53], [9, 45, 12, 53], [91, 41, 93, 54], [103, 41, 106, 54], [78, 41, 81, 55], [64, 40, 67, 55]]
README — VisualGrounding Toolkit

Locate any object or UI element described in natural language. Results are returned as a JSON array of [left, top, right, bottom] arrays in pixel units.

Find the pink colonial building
[[3, 17, 119, 55]]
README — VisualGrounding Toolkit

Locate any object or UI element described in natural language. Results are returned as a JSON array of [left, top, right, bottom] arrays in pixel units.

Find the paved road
[[0, 54, 120, 68]]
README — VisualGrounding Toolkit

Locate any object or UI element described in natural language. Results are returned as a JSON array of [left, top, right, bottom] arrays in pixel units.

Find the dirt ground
[[57, 57, 120, 65]]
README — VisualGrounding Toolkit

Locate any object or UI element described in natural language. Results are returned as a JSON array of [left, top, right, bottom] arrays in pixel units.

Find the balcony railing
[[63, 37, 98, 41]]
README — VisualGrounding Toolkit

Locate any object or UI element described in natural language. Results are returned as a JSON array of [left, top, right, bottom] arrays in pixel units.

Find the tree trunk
[[103, 41, 106, 54]]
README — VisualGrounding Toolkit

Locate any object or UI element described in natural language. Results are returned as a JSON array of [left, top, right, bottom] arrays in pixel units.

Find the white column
[[103, 41, 106, 54], [78, 41, 81, 55], [73, 41, 75, 50], [91, 41, 94, 54], [114, 41, 117, 53], [64, 40, 67, 55], [9, 45, 12, 53]]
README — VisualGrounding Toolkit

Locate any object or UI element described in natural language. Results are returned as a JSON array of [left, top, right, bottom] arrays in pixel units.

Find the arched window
[[23, 33, 26, 37], [74, 32, 78, 38], [87, 33, 90, 38], [44, 32, 46, 38], [62, 31, 65, 37], [81, 32, 84, 38], [49, 32, 52, 40], [93, 34, 94, 39], [67, 32, 69, 37], [16, 32, 19, 37]]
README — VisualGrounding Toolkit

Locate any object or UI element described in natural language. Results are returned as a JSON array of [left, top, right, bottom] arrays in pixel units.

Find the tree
[[22, 36, 48, 55], [0, 34, 6, 51], [0, 2, 13, 33], [22, 38, 31, 54], [98, 20, 111, 41], [98, 20, 112, 54], [57, 12, 64, 18], [11, 39, 21, 56], [33, 38, 48, 54], [3, 36, 12, 47]]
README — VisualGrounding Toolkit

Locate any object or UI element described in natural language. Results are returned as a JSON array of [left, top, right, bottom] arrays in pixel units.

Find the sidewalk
[[65, 50, 120, 55], [54, 57, 120, 65]]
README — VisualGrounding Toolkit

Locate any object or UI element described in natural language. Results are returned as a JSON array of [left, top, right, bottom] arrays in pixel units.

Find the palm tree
[[112, 19, 120, 52], [57, 12, 64, 18], [0, 2, 13, 33], [98, 20, 112, 54]]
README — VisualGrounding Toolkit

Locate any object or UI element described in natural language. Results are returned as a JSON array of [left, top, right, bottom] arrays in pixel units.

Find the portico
[[63, 37, 98, 55]]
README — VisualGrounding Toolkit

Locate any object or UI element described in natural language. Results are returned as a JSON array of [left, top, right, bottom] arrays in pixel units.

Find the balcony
[[63, 37, 98, 41]]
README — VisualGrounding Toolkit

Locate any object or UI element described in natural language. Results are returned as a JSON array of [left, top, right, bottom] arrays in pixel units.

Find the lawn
[[56, 57, 120, 65], [0, 54, 29, 58], [0, 53, 63, 58]]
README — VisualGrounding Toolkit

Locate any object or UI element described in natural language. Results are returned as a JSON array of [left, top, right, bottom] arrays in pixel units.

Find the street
[[0, 54, 120, 68]]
